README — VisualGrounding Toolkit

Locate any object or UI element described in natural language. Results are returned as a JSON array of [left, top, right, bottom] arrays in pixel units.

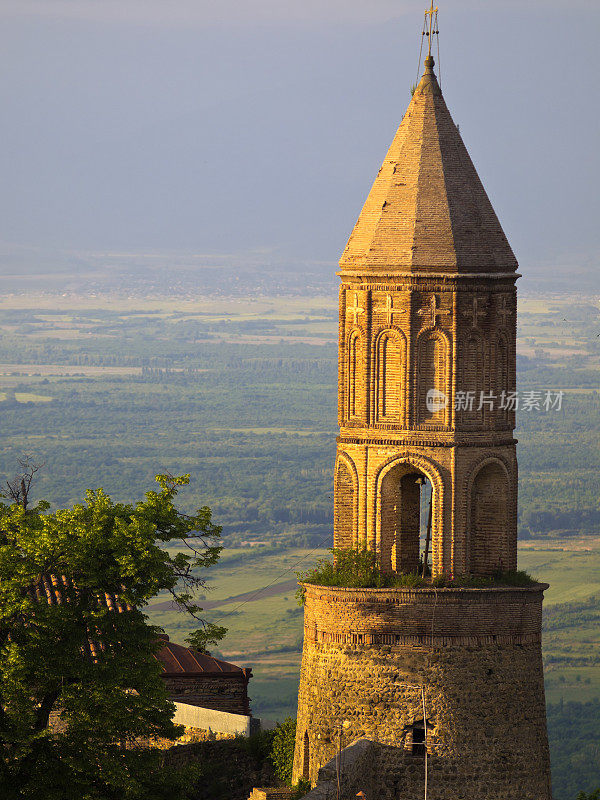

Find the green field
[[145, 538, 600, 718], [0, 391, 54, 402], [0, 290, 598, 798], [0, 293, 598, 543]]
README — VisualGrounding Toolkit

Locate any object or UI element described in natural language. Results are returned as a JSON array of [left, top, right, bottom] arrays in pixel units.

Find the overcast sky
[[0, 0, 598, 280]]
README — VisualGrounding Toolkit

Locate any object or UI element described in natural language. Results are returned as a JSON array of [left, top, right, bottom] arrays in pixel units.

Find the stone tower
[[334, 54, 519, 577], [292, 53, 552, 799]]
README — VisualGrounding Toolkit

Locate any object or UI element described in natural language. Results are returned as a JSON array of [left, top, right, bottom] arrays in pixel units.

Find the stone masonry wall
[[163, 674, 250, 715], [293, 584, 552, 800]]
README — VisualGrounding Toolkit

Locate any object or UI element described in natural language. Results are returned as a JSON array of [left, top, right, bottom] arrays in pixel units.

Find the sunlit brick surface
[[292, 55, 552, 799]]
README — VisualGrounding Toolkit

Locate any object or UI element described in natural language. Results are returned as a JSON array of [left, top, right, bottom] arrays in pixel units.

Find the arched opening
[[380, 463, 434, 574], [376, 331, 404, 422], [347, 332, 360, 419], [334, 456, 356, 550], [302, 731, 310, 780], [470, 461, 509, 575], [417, 334, 447, 426]]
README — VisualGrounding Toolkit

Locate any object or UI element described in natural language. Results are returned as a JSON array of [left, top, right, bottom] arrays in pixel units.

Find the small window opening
[[412, 724, 426, 756], [302, 731, 310, 779]]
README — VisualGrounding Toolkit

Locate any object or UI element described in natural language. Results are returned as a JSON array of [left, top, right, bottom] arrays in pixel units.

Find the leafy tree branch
[[0, 473, 224, 800]]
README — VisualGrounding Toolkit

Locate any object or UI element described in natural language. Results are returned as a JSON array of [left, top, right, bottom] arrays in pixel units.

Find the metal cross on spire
[[425, 2, 439, 58], [416, 4, 441, 88]]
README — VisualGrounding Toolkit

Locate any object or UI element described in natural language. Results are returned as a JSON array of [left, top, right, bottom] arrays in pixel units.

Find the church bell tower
[[334, 51, 518, 578], [293, 13, 552, 799]]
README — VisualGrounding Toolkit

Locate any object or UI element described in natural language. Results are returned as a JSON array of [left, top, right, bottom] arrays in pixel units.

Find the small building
[[155, 634, 252, 716]]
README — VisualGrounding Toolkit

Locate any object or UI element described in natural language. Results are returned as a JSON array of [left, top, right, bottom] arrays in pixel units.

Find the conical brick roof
[[339, 56, 517, 275]]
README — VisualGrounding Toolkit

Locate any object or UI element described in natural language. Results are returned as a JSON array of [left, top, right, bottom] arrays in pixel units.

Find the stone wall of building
[[293, 584, 552, 800], [172, 701, 256, 737], [299, 738, 377, 800], [163, 739, 277, 800], [163, 673, 250, 715], [247, 790, 295, 800]]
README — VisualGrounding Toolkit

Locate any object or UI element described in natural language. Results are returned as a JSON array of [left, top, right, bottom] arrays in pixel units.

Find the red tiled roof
[[30, 573, 132, 613], [27, 573, 133, 662], [27, 576, 248, 678], [155, 635, 250, 677]]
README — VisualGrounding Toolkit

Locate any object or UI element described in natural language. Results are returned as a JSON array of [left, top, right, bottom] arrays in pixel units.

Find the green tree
[[270, 717, 297, 786], [0, 473, 224, 800]]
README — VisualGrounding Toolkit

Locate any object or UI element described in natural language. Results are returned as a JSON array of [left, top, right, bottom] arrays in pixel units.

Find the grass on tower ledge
[[295, 548, 535, 603]]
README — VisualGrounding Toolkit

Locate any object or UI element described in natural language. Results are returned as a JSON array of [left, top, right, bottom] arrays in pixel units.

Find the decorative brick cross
[[382, 294, 402, 326], [347, 293, 364, 325], [497, 295, 511, 326], [463, 295, 487, 328], [417, 294, 448, 328]]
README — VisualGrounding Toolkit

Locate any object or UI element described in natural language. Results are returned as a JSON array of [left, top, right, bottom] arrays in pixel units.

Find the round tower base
[[293, 583, 552, 800]]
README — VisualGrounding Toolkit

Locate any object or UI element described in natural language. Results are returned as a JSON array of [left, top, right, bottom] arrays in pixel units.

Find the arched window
[[417, 334, 447, 425], [347, 332, 361, 419], [376, 331, 404, 422], [470, 462, 509, 575], [380, 465, 429, 574], [334, 457, 356, 550]]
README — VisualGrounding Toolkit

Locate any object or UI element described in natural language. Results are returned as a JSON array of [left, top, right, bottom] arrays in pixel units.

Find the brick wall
[[334, 458, 354, 550], [334, 279, 519, 578], [163, 674, 250, 715], [293, 585, 552, 800]]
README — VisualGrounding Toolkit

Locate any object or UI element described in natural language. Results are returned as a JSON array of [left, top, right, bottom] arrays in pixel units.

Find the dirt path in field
[[148, 578, 299, 613]]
